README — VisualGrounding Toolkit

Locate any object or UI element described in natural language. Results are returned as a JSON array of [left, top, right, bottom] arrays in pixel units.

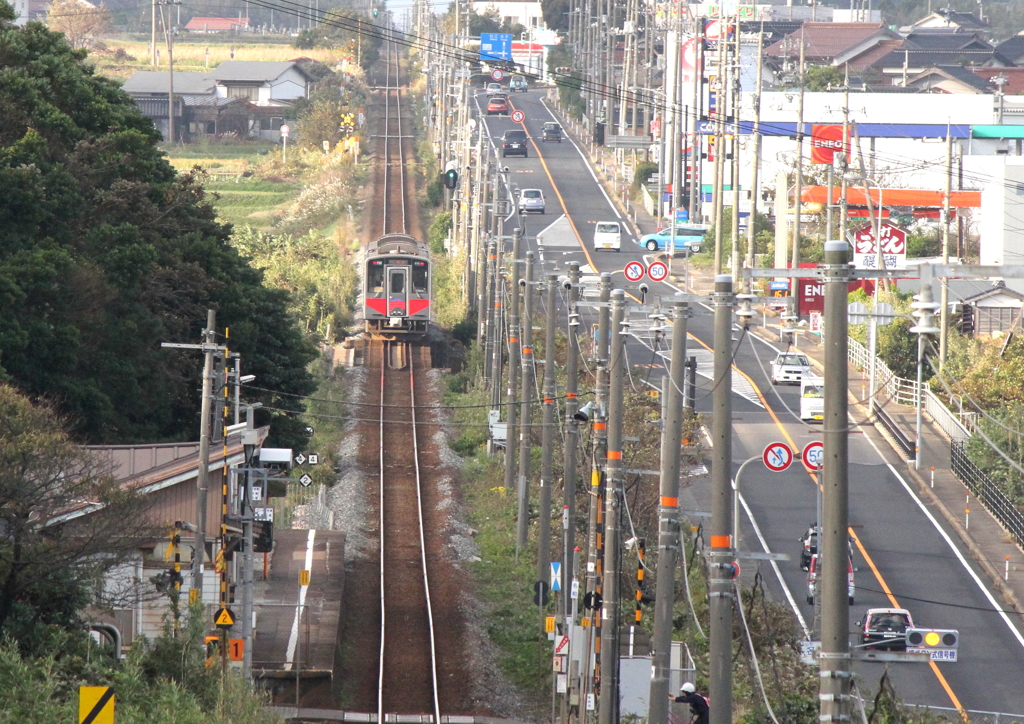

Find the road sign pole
[[821, 240, 852, 724]]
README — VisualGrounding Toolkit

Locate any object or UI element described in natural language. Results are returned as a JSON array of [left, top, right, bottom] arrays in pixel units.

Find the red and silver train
[[363, 233, 432, 337]]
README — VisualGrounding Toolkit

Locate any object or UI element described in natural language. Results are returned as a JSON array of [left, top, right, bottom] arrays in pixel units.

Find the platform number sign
[[802, 441, 824, 471], [647, 261, 669, 282], [762, 442, 794, 472], [511, 109, 525, 123], [624, 261, 645, 282]]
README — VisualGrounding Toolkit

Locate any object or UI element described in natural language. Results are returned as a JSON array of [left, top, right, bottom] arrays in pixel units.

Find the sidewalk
[[758, 324, 1024, 620]]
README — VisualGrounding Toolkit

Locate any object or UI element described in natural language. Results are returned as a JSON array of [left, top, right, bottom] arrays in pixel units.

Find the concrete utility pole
[[563, 262, 582, 620], [504, 230, 523, 498], [745, 30, 765, 289], [711, 37, 727, 275], [708, 276, 734, 724], [598, 289, 626, 724], [516, 251, 536, 554], [538, 273, 560, 617], [820, 240, 852, 724], [240, 405, 259, 681], [729, 24, 741, 277], [484, 240, 497, 391], [792, 38, 806, 276], [195, 310, 217, 598], [939, 128, 953, 367], [647, 295, 690, 724]]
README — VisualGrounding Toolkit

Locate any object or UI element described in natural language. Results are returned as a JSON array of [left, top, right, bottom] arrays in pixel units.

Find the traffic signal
[[254, 520, 273, 553], [443, 169, 459, 190], [906, 628, 959, 652]]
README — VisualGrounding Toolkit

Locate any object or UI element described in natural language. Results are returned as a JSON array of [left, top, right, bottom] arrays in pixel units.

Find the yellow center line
[[689, 330, 965, 712]]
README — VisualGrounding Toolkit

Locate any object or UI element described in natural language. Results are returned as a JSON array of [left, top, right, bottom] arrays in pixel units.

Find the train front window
[[390, 272, 405, 294], [368, 262, 384, 292], [413, 264, 428, 293]]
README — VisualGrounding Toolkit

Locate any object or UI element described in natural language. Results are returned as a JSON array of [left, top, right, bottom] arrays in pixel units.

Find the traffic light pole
[[820, 241, 852, 724], [647, 294, 689, 724]]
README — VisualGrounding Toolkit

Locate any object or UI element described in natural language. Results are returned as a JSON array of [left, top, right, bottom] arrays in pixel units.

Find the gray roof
[[212, 60, 314, 83], [901, 31, 992, 52], [908, 64, 995, 92], [995, 35, 1024, 61], [122, 71, 216, 95], [871, 48, 1007, 69]]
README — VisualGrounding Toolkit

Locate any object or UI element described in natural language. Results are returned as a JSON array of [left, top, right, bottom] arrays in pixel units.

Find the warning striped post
[[635, 538, 646, 622]]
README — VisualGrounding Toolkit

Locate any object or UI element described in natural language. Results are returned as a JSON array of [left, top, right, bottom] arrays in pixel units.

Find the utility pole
[[503, 229, 523, 499], [537, 272, 559, 621], [792, 38, 806, 275], [240, 405, 260, 681], [563, 262, 582, 620], [729, 20, 741, 276], [708, 275, 734, 724], [647, 295, 690, 724], [745, 30, 764, 289], [711, 36, 727, 275], [598, 289, 626, 724], [819, 240, 852, 724], [582, 273, 612, 715], [162, 1, 177, 145], [151, 0, 158, 65], [939, 128, 953, 368], [483, 240, 497, 389], [516, 251, 536, 554]]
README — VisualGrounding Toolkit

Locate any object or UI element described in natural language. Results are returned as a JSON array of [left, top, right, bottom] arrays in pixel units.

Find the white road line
[[860, 433, 1024, 651], [536, 213, 567, 238], [285, 528, 316, 669]]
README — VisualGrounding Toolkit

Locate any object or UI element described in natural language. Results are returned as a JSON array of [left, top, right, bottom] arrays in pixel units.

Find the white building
[[470, 0, 544, 29]]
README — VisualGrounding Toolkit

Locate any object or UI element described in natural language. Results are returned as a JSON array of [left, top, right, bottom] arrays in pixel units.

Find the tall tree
[[0, 2, 317, 449], [46, 0, 109, 50]]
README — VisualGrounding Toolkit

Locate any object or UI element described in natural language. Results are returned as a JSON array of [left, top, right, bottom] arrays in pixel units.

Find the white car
[[799, 376, 825, 422], [770, 352, 811, 385], [593, 221, 622, 251], [485, 82, 503, 95]]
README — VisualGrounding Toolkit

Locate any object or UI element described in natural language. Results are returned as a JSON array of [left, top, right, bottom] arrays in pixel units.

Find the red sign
[[647, 261, 668, 281], [510, 110, 525, 123], [810, 125, 847, 164], [852, 221, 906, 255], [763, 442, 794, 472]]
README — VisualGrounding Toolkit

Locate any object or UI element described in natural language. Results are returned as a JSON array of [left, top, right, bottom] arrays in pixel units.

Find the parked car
[[806, 553, 854, 605], [799, 376, 825, 422], [594, 221, 623, 251], [485, 82, 503, 95], [501, 129, 529, 157], [858, 608, 915, 650], [509, 74, 528, 92], [637, 225, 709, 253], [487, 96, 509, 116], [770, 352, 812, 385], [518, 188, 545, 214], [542, 122, 563, 142]]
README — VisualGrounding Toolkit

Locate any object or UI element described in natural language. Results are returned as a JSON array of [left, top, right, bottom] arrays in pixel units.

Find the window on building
[[226, 85, 259, 101]]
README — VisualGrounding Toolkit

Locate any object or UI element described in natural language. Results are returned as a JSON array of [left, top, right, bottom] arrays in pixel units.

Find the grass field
[[91, 38, 345, 78], [204, 180, 301, 231]]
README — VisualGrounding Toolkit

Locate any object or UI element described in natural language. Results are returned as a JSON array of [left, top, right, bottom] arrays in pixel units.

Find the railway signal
[[444, 168, 459, 190]]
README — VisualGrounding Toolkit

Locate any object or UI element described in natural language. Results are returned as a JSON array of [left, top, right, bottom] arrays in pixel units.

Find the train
[[363, 233, 432, 337]]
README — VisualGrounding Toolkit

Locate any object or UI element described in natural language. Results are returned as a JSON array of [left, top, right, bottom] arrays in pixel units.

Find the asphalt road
[[477, 89, 1024, 715]]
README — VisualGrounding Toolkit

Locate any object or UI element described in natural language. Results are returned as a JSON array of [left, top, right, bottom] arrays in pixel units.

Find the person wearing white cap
[[668, 681, 709, 724]]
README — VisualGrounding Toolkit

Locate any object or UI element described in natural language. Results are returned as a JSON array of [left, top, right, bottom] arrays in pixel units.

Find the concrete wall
[[976, 157, 1024, 266]]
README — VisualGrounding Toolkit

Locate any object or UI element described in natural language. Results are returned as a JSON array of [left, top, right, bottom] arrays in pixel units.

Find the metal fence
[[872, 401, 914, 459], [847, 338, 923, 407], [951, 441, 1024, 549]]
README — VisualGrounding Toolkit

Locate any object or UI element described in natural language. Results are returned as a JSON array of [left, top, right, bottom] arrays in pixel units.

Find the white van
[[799, 377, 825, 422], [594, 221, 622, 252]]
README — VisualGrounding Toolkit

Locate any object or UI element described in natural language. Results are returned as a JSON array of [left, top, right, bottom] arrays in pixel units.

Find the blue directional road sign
[[480, 33, 513, 62]]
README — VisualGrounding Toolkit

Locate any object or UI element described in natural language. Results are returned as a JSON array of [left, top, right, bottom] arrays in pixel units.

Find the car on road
[[799, 376, 825, 422], [770, 352, 812, 385], [542, 122, 563, 142], [594, 221, 623, 251], [485, 82, 503, 95], [637, 225, 709, 253], [509, 74, 528, 92], [518, 188, 545, 214], [487, 95, 509, 115], [806, 553, 854, 605], [858, 608, 915, 650], [501, 129, 528, 157]]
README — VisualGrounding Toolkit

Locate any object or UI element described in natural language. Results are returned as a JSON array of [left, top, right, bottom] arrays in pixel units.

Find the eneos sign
[[810, 124, 847, 164]]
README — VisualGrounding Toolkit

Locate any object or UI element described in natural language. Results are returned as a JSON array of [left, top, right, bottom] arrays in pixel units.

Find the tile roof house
[[905, 9, 989, 33], [764, 22, 900, 66], [904, 65, 996, 94], [869, 48, 1012, 86], [900, 29, 993, 52], [972, 67, 1024, 95], [184, 16, 249, 32], [994, 34, 1024, 66]]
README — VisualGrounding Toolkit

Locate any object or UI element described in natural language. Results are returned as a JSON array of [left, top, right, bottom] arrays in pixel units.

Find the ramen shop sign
[[851, 221, 907, 270]]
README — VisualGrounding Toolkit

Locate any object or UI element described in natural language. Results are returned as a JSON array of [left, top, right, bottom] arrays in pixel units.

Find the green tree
[[0, 7, 317, 449], [802, 65, 844, 92], [0, 386, 154, 646], [702, 207, 776, 259]]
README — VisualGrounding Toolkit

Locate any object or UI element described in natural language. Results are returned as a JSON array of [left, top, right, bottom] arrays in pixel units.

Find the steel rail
[[376, 341, 387, 724]]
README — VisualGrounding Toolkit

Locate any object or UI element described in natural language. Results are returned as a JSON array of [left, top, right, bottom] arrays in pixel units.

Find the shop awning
[[801, 186, 981, 208]]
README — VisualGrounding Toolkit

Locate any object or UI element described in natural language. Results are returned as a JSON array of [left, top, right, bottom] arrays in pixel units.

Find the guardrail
[[951, 441, 1024, 549], [872, 401, 914, 459]]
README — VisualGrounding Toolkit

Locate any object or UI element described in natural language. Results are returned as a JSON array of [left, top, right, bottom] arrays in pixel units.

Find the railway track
[[381, 37, 408, 236], [375, 341, 441, 721]]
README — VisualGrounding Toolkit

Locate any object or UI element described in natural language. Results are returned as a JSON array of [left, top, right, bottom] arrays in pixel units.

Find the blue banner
[[480, 33, 513, 62]]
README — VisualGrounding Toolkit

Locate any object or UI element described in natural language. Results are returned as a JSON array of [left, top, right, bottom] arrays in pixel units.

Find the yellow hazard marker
[[545, 616, 556, 633], [79, 686, 114, 724], [300, 569, 311, 586]]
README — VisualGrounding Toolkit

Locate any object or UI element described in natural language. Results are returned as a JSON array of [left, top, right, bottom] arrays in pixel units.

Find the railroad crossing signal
[[762, 441, 794, 472]]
